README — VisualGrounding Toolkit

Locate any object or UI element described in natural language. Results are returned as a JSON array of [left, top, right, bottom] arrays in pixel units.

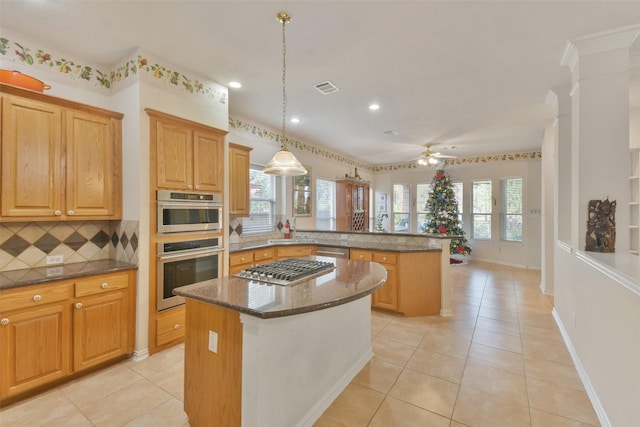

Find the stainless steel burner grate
[[234, 258, 335, 286]]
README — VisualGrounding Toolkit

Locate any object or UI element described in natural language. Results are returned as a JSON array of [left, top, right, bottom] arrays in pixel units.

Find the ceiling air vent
[[313, 80, 340, 95]]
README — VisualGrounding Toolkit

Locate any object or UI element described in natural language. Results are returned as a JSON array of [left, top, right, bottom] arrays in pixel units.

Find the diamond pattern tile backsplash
[[0, 220, 139, 271]]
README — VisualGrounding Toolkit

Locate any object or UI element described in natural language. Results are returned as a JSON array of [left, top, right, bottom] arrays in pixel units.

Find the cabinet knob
[[67, 210, 75, 216], [187, 185, 193, 189], [101, 282, 108, 289], [241, 257, 246, 262], [359, 255, 364, 259], [195, 185, 200, 190], [54, 210, 62, 216], [1, 318, 9, 326], [383, 256, 387, 261], [32, 294, 42, 302], [75, 302, 83, 309], [174, 324, 180, 330]]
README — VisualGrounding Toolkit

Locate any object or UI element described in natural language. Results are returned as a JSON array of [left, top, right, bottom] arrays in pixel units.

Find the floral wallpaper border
[[1, 35, 540, 169], [0, 37, 227, 104], [229, 117, 542, 171]]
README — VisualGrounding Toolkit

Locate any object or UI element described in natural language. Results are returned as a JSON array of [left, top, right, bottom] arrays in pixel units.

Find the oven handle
[[158, 201, 223, 209], [158, 247, 224, 261]]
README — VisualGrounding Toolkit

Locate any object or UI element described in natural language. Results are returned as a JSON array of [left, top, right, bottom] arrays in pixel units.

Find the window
[[242, 167, 276, 234], [393, 184, 411, 233], [501, 177, 523, 242], [316, 179, 336, 230], [416, 183, 432, 232], [472, 180, 492, 239]]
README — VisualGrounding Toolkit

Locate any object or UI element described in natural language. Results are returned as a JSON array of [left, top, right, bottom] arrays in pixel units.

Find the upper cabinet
[[147, 109, 225, 193], [1, 84, 123, 221], [336, 179, 370, 231], [229, 143, 252, 217]]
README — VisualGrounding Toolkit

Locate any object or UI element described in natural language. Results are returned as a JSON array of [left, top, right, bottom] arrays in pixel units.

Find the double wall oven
[[156, 190, 224, 311]]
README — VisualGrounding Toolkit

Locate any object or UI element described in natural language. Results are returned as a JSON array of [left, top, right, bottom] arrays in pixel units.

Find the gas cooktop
[[234, 258, 336, 286]]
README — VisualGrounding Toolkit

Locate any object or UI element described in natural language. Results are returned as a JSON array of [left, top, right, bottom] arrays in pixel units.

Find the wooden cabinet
[[156, 306, 186, 347], [229, 143, 252, 217], [276, 245, 316, 260], [1, 86, 123, 221], [350, 249, 440, 316], [371, 252, 398, 311], [336, 179, 370, 231], [0, 270, 135, 401], [229, 248, 276, 275], [72, 272, 132, 372], [0, 282, 72, 399], [148, 109, 225, 192]]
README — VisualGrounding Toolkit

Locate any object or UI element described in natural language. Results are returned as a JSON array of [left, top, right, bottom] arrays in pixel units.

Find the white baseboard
[[295, 349, 373, 427], [551, 308, 610, 427], [131, 348, 150, 362]]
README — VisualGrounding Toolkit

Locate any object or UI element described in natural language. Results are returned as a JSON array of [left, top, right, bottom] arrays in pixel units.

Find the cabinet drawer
[[351, 249, 372, 261], [75, 273, 129, 297], [230, 251, 253, 267], [373, 252, 397, 265], [0, 282, 71, 312], [156, 307, 186, 346], [253, 248, 275, 262], [277, 245, 315, 258]]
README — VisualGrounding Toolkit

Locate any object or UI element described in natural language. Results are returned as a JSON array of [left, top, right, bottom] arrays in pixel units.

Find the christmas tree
[[422, 169, 472, 255]]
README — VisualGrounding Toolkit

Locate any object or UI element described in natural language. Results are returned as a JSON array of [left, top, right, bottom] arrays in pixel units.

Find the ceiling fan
[[417, 144, 457, 166]]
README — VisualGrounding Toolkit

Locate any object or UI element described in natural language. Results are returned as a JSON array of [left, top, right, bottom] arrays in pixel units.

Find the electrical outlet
[[46, 267, 63, 277], [208, 330, 218, 353], [46, 255, 63, 265]]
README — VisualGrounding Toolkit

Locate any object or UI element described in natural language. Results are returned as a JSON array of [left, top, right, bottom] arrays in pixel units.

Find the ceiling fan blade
[[432, 153, 457, 159]]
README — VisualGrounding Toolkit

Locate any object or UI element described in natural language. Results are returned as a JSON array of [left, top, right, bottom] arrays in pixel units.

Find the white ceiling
[[2, 1, 639, 165]]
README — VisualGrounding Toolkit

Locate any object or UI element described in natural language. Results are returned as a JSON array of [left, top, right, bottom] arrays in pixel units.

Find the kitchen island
[[173, 256, 387, 427]]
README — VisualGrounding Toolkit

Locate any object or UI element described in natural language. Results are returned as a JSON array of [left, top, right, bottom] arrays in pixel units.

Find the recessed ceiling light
[[290, 117, 300, 124], [369, 103, 380, 111], [229, 81, 242, 89]]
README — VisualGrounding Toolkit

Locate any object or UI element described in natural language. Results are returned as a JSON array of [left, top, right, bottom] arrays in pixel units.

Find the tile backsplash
[[0, 220, 139, 271]]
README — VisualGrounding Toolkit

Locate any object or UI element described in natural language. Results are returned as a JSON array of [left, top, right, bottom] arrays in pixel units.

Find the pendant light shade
[[263, 12, 307, 176], [263, 146, 307, 176]]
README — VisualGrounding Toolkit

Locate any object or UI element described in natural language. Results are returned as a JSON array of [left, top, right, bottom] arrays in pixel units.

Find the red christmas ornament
[[456, 246, 465, 253], [436, 171, 445, 179], [438, 225, 447, 234]]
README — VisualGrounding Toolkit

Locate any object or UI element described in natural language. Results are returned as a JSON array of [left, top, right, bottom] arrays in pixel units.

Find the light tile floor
[[0, 262, 600, 427]]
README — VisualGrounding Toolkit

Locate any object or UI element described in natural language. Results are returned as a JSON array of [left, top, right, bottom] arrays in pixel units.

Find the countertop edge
[[0, 260, 138, 291], [229, 239, 442, 254]]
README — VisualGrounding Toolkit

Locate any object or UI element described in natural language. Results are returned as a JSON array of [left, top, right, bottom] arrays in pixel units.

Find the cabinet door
[[0, 303, 71, 398], [372, 264, 398, 311], [156, 120, 193, 190], [276, 245, 316, 259], [193, 131, 224, 192], [73, 290, 128, 372], [1, 96, 63, 218], [229, 144, 252, 217], [65, 110, 119, 218]]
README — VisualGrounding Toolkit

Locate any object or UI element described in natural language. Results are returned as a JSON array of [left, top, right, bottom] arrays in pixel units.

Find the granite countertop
[[173, 256, 387, 319], [0, 260, 138, 291], [229, 238, 442, 254]]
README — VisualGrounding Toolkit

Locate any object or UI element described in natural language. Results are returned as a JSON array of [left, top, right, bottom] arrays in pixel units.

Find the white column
[[440, 238, 453, 316], [561, 25, 640, 252], [540, 118, 555, 295]]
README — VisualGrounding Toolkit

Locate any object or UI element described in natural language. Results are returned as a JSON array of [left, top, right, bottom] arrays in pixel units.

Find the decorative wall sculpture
[[585, 198, 616, 253]]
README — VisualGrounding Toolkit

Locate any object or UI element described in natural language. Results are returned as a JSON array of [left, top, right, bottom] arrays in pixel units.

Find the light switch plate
[[208, 330, 218, 353]]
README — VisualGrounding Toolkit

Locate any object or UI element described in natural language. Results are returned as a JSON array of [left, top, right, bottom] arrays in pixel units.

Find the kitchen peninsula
[[173, 256, 387, 427]]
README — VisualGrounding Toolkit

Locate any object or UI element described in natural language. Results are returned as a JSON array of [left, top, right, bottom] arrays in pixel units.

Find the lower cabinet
[[229, 248, 276, 275], [156, 306, 186, 347], [351, 249, 440, 316], [0, 270, 135, 401], [276, 245, 316, 260]]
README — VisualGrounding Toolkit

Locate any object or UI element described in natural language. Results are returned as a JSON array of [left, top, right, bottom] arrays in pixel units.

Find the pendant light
[[263, 12, 307, 176]]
